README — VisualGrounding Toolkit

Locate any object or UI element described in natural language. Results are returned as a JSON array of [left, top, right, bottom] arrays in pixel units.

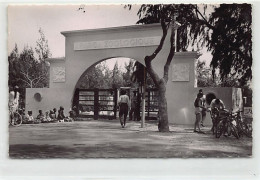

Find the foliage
[[125, 4, 252, 131], [122, 60, 135, 87], [9, 45, 49, 89], [196, 60, 242, 87], [77, 62, 112, 89], [208, 4, 252, 86], [76, 59, 146, 89], [111, 62, 124, 89], [35, 28, 52, 61], [196, 61, 217, 87], [8, 28, 52, 102], [129, 4, 252, 86]]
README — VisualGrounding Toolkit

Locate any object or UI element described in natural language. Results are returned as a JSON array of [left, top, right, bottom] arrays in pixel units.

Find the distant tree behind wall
[[8, 28, 52, 104]]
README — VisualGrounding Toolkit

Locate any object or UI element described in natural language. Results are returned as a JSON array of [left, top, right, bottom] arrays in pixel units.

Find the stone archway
[[26, 23, 218, 125]]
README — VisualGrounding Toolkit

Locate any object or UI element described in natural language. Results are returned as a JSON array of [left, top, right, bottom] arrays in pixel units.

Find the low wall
[[26, 88, 72, 117], [26, 87, 233, 126]]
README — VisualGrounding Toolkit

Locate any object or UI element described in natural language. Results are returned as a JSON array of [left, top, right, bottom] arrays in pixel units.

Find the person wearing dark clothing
[[53, 108, 57, 119], [57, 106, 66, 122], [129, 91, 137, 121], [118, 90, 130, 128], [135, 92, 141, 121]]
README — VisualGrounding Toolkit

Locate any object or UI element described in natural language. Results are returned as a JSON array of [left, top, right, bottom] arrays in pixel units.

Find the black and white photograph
[[7, 4, 253, 160]]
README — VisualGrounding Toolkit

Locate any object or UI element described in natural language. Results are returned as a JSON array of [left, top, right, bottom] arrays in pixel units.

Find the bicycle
[[214, 109, 240, 139], [209, 107, 220, 135], [233, 111, 252, 138], [9, 108, 23, 127]]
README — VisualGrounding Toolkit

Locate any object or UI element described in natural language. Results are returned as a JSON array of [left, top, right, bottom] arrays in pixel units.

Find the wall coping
[[61, 23, 162, 37], [46, 58, 65, 63], [174, 51, 200, 59]]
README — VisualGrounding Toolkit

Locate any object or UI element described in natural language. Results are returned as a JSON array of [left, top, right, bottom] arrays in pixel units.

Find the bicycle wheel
[[10, 112, 23, 127], [236, 121, 245, 137], [230, 123, 240, 139], [215, 121, 224, 138], [240, 121, 252, 138]]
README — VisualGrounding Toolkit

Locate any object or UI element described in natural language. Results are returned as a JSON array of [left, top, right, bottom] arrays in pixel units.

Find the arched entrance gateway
[[26, 23, 234, 125]]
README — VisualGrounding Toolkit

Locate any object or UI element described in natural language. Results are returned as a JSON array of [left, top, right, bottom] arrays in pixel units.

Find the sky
[[8, 5, 140, 57]]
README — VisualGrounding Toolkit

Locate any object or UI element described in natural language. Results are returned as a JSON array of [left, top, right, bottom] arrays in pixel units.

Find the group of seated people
[[22, 106, 76, 124]]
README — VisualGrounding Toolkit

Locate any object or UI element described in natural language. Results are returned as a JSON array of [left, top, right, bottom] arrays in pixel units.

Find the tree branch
[[163, 22, 176, 82], [144, 18, 169, 86], [145, 19, 168, 63], [32, 73, 47, 87], [20, 78, 31, 88], [20, 70, 32, 83], [194, 6, 249, 62]]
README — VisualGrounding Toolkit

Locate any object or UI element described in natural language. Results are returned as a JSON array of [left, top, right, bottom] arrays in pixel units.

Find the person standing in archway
[[129, 91, 137, 121], [118, 89, 130, 128]]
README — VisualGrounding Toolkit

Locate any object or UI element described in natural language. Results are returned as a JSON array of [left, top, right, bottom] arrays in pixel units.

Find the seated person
[[24, 111, 34, 124], [19, 108, 26, 123], [35, 110, 44, 123], [53, 108, 57, 119], [57, 106, 66, 122], [45, 111, 52, 122], [49, 110, 57, 122], [67, 110, 75, 122], [49, 110, 55, 119]]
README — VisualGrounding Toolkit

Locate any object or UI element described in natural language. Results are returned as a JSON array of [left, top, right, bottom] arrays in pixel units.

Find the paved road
[[9, 120, 252, 158]]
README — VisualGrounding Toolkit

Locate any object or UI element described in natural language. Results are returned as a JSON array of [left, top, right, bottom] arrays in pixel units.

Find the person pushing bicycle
[[9, 86, 20, 118], [8, 85, 23, 126], [209, 98, 229, 135]]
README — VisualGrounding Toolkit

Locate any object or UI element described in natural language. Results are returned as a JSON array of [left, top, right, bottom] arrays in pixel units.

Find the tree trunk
[[158, 81, 169, 132]]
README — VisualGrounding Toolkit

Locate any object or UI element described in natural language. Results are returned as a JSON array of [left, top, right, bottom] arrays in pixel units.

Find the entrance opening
[[72, 57, 158, 120]]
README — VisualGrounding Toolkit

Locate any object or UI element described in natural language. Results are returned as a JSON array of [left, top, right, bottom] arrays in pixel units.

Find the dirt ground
[[9, 119, 252, 158]]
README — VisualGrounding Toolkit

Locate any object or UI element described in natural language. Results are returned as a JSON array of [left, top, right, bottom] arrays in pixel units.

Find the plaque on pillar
[[172, 63, 190, 81], [53, 67, 65, 82]]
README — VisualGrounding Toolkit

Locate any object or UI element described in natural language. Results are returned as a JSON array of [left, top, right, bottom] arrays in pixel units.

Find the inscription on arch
[[74, 36, 161, 51]]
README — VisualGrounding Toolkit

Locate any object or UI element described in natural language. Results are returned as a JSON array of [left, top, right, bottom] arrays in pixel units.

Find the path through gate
[[75, 88, 158, 120], [76, 89, 117, 119]]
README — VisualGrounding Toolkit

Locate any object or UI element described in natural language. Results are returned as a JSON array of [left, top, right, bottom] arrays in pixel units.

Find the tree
[[77, 63, 112, 89], [8, 28, 52, 90], [18, 46, 48, 88], [196, 61, 218, 87], [122, 59, 134, 87], [126, 4, 252, 131], [196, 60, 242, 87], [35, 28, 52, 87], [111, 62, 124, 89], [127, 5, 193, 132], [207, 4, 252, 86], [35, 28, 52, 61]]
